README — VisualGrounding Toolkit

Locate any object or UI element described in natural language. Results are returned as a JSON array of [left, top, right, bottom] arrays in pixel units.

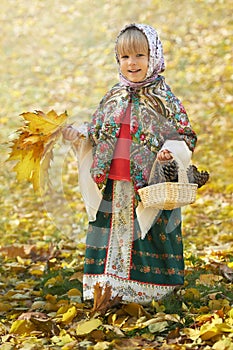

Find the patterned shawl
[[87, 24, 197, 195]]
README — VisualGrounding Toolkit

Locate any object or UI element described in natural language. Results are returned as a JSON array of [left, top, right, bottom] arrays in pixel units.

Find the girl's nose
[[128, 57, 136, 65]]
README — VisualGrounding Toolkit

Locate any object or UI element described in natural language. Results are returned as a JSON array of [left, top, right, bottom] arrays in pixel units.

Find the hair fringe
[[116, 27, 149, 56]]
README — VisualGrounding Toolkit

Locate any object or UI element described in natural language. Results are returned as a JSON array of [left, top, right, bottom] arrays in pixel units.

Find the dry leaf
[[122, 302, 147, 318], [183, 287, 201, 301], [91, 283, 122, 316], [67, 288, 82, 297], [61, 306, 77, 324], [17, 311, 60, 335], [198, 274, 223, 286], [76, 318, 102, 336], [10, 319, 36, 335], [7, 110, 68, 192], [20, 110, 67, 134], [220, 264, 233, 281], [209, 299, 230, 311], [213, 338, 233, 350], [148, 321, 169, 333]]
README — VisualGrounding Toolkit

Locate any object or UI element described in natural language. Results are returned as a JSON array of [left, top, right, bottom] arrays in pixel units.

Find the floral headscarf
[[115, 23, 165, 88]]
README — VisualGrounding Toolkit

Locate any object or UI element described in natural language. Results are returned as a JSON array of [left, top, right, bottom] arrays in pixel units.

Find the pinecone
[[160, 160, 178, 182], [187, 165, 209, 188], [149, 160, 209, 188], [149, 160, 178, 184]]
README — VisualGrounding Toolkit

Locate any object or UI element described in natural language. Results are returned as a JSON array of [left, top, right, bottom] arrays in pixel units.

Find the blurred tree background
[[1, 0, 231, 248], [0, 0, 232, 347]]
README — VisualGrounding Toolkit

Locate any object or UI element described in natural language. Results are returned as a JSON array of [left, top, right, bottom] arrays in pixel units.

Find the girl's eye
[[119, 53, 147, 60]]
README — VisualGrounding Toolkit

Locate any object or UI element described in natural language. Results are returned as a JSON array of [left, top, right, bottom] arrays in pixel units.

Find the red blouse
[[109, 104, 132, 181]]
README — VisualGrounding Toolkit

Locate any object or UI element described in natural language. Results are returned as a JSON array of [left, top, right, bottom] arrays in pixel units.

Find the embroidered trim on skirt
[[83, 179, 184, 304]]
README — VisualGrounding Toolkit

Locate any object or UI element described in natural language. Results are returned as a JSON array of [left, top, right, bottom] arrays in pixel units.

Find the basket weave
[[138, 157, 198, 210]]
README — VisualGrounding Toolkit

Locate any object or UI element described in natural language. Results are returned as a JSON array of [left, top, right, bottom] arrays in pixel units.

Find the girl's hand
[[157, 149, 173, 161], [62, 125, 80, 141]]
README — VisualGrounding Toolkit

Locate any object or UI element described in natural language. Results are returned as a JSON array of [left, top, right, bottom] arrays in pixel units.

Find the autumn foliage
[[8, 110, 68, 192], [0, 243, 232, 349]]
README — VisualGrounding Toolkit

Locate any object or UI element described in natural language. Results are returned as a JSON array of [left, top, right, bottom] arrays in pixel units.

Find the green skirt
[[83, 179, 184, 304]]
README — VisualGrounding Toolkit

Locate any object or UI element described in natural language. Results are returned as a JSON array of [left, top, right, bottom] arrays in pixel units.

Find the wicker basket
[[138, 157, 198, 210]]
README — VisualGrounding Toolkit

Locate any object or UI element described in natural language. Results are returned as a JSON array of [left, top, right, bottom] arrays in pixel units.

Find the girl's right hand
[[62, 125, 80, 141], [157, 149, 173, 161]]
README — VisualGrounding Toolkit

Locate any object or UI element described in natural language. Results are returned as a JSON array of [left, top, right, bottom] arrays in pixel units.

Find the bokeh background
[[0, 0, 232, 249]]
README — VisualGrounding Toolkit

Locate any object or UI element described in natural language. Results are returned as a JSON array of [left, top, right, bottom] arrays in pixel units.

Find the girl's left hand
[[62, 125, 80, 141], [157, 149, 173, 161]]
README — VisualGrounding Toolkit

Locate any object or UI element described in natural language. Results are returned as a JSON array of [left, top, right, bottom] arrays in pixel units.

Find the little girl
[[63, 23, 197, 304]]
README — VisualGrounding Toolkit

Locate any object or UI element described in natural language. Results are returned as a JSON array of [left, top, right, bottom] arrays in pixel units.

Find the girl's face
[[119, 50, 149, 83]]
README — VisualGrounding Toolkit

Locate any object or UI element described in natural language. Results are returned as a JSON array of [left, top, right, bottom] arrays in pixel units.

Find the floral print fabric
[[83, 180, 184, 303], [88, 76, 197, 194]]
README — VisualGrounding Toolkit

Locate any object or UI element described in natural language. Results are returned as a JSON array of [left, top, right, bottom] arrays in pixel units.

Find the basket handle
[[175, 156, 189, 183], [149, 154, 189, 184]]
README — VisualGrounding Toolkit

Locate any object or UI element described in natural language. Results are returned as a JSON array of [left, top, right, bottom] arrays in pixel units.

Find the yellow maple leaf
[[13, 149, 41, 177], [21, 110, 67, 135], [8, 110, 68, 192], [7, 131, 32, 161]]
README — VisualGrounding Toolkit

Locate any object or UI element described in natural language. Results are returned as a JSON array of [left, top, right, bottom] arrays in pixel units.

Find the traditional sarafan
[[74, 23, 197, 303]]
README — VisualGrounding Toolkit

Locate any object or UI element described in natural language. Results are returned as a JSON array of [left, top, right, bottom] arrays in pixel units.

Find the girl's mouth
[[128, 69, 141, 73]]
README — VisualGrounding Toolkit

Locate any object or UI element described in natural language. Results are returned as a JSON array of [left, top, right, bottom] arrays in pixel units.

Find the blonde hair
[[116, 27, 149, 57]]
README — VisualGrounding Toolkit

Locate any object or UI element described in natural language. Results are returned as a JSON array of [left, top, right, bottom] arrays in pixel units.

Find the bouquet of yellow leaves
[[8, 110, 68, 192]]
